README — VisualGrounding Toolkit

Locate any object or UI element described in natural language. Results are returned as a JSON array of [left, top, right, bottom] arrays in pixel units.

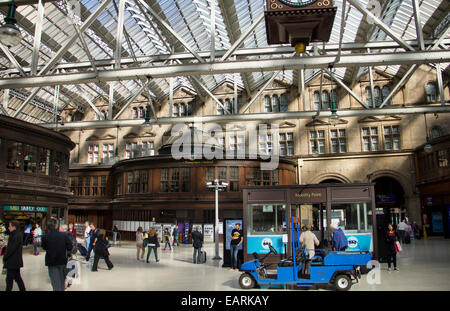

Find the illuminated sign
[[3, 205, 48, 212]]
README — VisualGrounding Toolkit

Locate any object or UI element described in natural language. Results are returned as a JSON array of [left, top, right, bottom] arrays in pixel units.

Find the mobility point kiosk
[[239, 183, 377, 290]]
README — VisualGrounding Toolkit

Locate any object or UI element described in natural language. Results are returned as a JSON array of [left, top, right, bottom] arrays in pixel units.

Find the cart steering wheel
[[268, 244, 278, 255]]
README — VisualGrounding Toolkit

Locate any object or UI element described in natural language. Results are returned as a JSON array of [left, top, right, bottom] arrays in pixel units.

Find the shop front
[[242, 183, 377, 263]]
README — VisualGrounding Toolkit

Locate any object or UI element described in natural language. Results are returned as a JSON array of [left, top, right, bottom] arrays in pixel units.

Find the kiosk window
[[247, 204, 287, 234], [329, 203, 372, 233]]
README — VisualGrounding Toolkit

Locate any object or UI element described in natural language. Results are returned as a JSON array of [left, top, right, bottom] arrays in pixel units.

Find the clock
[[278, 0, 319, 7], [264, 0, 337, 51]]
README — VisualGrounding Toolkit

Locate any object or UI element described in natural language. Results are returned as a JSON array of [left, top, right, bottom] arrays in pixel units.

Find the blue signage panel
[[246, 235, 285, 254], [431, 212, 443, 233], [376, 194, 396, 203], [344, 233, 373, 252]]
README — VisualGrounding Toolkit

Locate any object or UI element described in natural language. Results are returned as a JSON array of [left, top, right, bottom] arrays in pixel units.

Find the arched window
[[187, 101, 193, 116], [173, 104, 179, 116], [330, 89, 338, 108], [431, 126, 442, 139], [313, 91, 320, 110], [321, 91, 330, 110], [217, 100, 224, 115], [132, 107, 138, 119], [138, 106, 144, 118], [374, 86, 381, 107], [425, 82, 437, 103], [264, 95, 271, 112], [280, 93, 288, 112], [382, 86, 391, 106], [225, 98, 233, 114], [272, 95, 280, 112], [365, 87, 372, 106], [179, 103, 186, 116]]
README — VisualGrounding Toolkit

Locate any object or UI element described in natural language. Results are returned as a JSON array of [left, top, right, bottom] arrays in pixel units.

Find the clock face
[[278, 0, 319, 7]]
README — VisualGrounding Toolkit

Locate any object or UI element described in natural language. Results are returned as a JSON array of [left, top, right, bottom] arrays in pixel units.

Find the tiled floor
[[1, 237, 449, 291]]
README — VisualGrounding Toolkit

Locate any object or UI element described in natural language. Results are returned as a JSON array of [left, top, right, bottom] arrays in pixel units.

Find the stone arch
[[311, 173, 352, 184], [368, 169, 412, 196]]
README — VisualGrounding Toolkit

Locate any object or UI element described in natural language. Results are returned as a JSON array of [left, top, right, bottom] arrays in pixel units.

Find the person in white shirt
[[299, 224, 320, 276], [397, 220, 408, 244], [84, 221, 91, 250]]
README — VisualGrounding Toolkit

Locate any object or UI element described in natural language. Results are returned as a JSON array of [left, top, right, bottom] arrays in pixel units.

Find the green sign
[[3, 205, 48, 212]]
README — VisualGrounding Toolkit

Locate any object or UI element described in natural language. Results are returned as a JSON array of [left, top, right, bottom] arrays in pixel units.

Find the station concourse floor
[[1, 238, 449, 291]]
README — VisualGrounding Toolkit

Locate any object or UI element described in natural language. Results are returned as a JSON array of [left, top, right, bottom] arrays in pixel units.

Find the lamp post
[[206, 179, 228, 260]]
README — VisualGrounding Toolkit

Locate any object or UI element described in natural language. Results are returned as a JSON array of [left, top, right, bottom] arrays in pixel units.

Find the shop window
[[310, 130, 325, 154], [437, 150, 448, 168], [160, 168, 169, 192], [247, 204, 287, 234], [100, 176, 106, 196], [330, 129, 347, 153], [116, 174, 122, 195], [329, 203, 372, 233], [6, 140, 22, 170], [22, 144, 38, 173], [384, 125, 401, 150], [229, 167, 239, 192], [39, 147, 51, 175], [181, 168, 190, 192], [170, 168, 179, 192], [92, 176, 98, 196], [127, 172, 133, 193], [84, 176, 90, 196], [134, 170, 140, 193], [362, 127, 379, 151]]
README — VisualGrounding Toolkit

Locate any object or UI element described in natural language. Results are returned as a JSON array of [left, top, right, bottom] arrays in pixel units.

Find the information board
[[203, 224, 214, 242]]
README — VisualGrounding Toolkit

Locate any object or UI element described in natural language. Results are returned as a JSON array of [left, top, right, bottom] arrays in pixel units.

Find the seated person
[[330, 224, 348, 251]]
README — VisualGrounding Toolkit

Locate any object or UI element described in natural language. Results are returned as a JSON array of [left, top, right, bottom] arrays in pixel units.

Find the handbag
[[395, 241, 402, 253]]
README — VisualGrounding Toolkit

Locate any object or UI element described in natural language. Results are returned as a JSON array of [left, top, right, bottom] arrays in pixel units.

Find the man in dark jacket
[[41, 219, 73, 291], [3, 221, 26, 291], [192, 226, 203, 264], [86, 223, 99, 261]]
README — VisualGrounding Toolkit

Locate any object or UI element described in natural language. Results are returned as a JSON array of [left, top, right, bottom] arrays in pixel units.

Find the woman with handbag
[[385, 224, 400, 272], [32, 223, 42, 256]]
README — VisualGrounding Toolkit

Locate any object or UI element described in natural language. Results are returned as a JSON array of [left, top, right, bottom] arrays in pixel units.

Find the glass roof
[[0, 0, 448, 123]]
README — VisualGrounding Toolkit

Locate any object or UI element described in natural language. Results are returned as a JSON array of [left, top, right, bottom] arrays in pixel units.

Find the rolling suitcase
[[200, 249, 207, 263]]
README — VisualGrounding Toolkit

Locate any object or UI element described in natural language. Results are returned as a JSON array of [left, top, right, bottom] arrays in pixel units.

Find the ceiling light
[[0, 1, 22, 47]]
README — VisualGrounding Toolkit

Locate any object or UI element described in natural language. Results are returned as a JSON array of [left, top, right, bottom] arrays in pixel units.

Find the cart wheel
[[335, 274, 352, 291], [239, 273, 255, 289]]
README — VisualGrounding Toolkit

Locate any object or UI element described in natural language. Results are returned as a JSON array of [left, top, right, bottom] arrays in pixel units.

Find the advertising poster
[[225, 219, 243, 251], [203, 224, 214, 242], [183, 221, 190, 244], [192, 224, 203, 233], [218, 222, 223, 234], [246, 235, 285, 254]]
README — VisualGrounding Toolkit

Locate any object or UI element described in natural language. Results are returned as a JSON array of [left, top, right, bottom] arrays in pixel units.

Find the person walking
[[146, 228, 160, 263], [192, 226, 203, 264], [32, 223, 42, 256], [41, 219, 73, 291], [86, 223, 99, 261], [84, 221, 91, 250], [230, 223, 243, 270], [172, 225, 179, 247], [385, 224, 400, 272], [163, 228, 172, 251], [91, 233, 113, 271], [329, 224, 348, 251], [3, 221, 26, 291], [23, 222, 32, 247], [397, 219, 408, 244], [136, 227, 145, 261], [112, 225, 119, 246]]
